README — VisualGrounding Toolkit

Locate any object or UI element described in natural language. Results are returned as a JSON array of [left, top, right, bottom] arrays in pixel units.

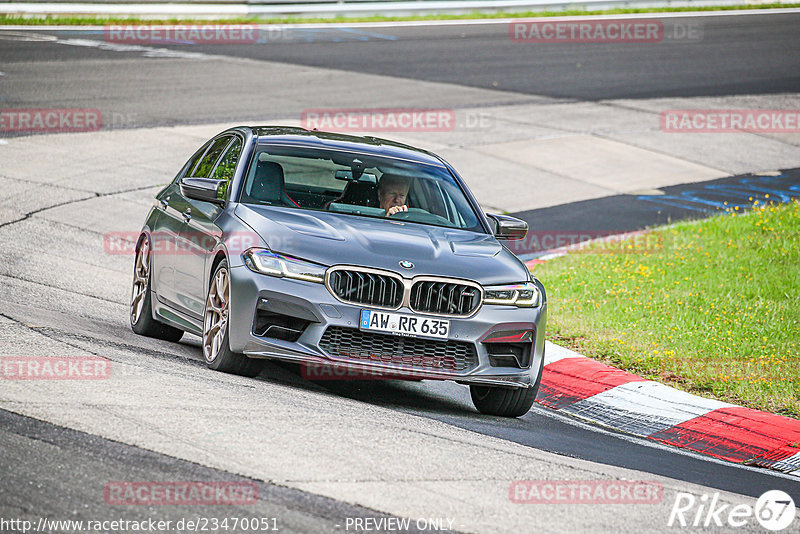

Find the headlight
[[483, 282, 541, 307], [242, 248, 325, 283]]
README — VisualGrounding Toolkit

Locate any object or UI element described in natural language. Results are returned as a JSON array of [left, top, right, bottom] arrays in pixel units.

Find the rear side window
[[210, 136, 243, 201], [175, 141, 211, 182], [190, 136, 232, 178], [211, 137, 243, 182]]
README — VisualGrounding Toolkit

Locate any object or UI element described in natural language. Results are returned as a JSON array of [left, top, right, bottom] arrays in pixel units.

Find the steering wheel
[[389, 208, 454, 227], [388, 209, 414, 220]]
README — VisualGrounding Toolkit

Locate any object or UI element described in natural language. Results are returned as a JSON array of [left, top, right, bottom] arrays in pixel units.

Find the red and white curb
[[537, 341, 800, 476]]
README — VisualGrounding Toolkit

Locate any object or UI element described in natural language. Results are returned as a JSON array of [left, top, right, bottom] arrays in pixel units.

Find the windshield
[[240, 145, 483, 232]]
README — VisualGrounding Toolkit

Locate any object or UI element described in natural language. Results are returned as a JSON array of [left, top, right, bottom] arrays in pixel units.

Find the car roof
[[243, 126, 447, 168]]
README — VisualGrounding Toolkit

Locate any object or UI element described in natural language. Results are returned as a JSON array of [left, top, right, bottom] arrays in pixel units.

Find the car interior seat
[[249, 161, 299, 207], [325, 180, 380, 210]]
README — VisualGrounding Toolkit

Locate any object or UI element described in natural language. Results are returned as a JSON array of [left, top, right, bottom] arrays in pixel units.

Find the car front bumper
[[227, 265, 547, 389]]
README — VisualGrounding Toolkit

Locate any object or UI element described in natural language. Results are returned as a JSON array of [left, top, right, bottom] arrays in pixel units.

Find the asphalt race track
[[1, 13, 799, 126], [1, 11, 799, 533]]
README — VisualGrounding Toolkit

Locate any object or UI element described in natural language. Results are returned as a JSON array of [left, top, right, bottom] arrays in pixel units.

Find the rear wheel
[[203, 260, 264, 377], [130, 236, 184, 342]]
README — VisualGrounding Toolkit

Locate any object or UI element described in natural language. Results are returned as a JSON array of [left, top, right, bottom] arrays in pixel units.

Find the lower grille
[[319, 326, 478, 374]]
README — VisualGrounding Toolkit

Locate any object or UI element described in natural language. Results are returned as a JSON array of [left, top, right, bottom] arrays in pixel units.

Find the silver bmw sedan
[[130, 126, 546, 417]]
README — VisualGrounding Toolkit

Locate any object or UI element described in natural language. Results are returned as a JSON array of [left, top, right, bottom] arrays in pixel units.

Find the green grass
[[532, 200, 800, 418], [1, 3, 798, 26]]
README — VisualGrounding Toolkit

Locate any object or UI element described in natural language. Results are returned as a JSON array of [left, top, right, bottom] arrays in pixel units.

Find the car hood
[[234, 204, 530, 285]]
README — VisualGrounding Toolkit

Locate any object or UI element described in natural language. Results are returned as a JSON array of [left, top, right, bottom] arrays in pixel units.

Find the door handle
[[159, 196, 169, 210], [182, 207, 192, 222]]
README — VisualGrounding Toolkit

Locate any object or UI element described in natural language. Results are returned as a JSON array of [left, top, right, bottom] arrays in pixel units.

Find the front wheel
[[203, 260, 264, 378], [471, 344, 545, 417], [470, 385, 537, 417]]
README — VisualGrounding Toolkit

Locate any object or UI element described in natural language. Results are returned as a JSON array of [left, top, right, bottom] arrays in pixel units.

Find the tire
[[470, 385, 537, 417], [203, 260, 264, 378], [470, 346, 545, 417], [130, 236, 184, 342]]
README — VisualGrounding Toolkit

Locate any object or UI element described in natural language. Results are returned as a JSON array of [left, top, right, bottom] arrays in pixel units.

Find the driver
[[378, 174, 411, 217]]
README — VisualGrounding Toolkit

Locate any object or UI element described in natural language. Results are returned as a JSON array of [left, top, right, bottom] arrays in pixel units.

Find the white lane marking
[[57, 38, 212, 59], [0, 31, 57, 42], [0, 29, 213, 59], [0, 3, 248, 16], [563, 380, 735, 435], [0, 140, 8, 145], [543, 341, 585, 366]]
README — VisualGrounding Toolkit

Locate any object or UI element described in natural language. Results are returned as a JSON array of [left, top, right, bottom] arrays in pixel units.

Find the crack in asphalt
[[23, 216, 125, 239], [0, 310, 124, 359], [0, 272, 124, 306], [0, 182, 166, 231], [0, 310, 216, 381], [0, 193, 97, 230], [0, 172, 101, 195]]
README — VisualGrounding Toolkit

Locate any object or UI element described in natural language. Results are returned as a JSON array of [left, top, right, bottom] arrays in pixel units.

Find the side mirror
[[180, 177, 226, 205], [486, 213, 528, 240]]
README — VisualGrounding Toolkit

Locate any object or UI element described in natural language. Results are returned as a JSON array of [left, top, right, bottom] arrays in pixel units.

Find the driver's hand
[[386, 205, 408, 216]]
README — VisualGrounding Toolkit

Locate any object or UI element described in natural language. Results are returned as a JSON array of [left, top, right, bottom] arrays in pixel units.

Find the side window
[[210, 136, 243, 200], [190, 136, 232, 178], [175, 141, 211, 183]]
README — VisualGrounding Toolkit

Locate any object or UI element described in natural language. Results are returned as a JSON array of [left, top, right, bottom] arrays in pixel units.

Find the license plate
[[360, 310, 450, 340]]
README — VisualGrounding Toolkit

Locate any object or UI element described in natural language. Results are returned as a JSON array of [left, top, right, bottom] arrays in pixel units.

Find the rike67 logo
[[668, 490, 796, 531]]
